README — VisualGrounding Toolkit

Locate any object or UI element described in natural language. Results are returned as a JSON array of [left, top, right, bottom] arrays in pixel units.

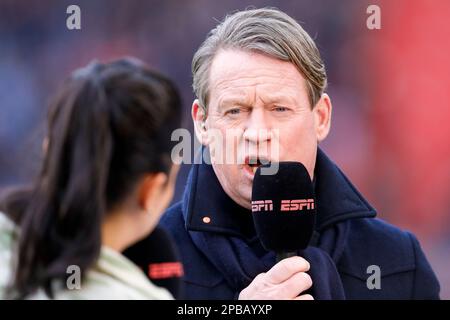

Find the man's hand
[[238, 256, 313, 300]]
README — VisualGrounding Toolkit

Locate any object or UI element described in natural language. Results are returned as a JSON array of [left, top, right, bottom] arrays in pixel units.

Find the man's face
[[192, 49, 331, 209]]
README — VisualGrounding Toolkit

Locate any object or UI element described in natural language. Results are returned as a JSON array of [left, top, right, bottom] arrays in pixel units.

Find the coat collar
[[313, 148, 377, 230], [182, 148, 376, 238]]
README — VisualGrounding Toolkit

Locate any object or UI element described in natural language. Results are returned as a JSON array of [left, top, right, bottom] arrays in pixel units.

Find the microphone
[[251, 161, 316, 262], [122, 226, 184, 299]]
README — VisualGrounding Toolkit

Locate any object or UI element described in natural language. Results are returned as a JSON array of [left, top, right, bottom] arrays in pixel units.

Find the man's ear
[[138, 173, 168, 214], [192, 99, 209, 146], [314, 93, 332, 142]]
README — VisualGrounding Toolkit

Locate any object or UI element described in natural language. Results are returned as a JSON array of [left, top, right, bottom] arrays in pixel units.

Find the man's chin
[[235, 186, 252, 210]]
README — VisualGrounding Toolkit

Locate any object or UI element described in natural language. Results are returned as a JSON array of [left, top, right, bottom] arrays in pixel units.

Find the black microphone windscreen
[[251, 161, 316, 252], [122, 226, 184, 299]]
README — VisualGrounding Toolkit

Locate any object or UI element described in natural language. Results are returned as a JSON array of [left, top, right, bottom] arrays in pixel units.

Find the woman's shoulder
[[54, 273, 173, 300], [52, 246, 174, 300], [0, 211, 19, 267], [0, 211, 17, 233], [0, 212, 174, 300], [0, 211, 18, 299]]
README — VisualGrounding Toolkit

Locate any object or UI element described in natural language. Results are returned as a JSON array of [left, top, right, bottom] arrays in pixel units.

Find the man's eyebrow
[[260, 94, 298, 105], [218, 97, 252, 108]]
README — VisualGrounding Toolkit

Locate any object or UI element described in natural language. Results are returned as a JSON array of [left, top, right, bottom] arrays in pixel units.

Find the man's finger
[[294, 294, 314, 300], [265, 256, 310, 284], [279, 272, 312, 298]]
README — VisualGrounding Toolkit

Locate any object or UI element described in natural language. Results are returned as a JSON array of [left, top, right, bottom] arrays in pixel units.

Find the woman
[[0, 58, 181, 299]]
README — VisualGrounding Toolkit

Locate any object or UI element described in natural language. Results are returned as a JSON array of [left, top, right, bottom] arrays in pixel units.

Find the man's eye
[[274, 106, 288, 112], [227, 108, 241, 115]]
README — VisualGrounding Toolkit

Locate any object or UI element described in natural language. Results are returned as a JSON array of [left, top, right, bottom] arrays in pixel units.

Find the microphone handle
[[276, 251, 297, 263]]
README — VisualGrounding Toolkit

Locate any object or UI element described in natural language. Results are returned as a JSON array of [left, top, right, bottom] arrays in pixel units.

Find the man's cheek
[[209, 129, 243, 165]]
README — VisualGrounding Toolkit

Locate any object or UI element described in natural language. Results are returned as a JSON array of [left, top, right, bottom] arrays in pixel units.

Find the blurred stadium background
[[0, 0, 449, 298]]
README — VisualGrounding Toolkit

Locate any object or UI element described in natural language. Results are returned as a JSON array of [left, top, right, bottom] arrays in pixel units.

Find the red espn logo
[[148, 262, 184, 279], [281, 199, 314, 211], [252, 199, 315, 212], [252, 200, 273, 212]]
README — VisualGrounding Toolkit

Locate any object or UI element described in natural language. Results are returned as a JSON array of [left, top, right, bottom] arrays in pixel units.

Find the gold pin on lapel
[[202, 216, 211, 224]]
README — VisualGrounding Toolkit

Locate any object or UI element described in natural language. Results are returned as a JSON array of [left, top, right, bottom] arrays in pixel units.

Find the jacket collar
[[313, 148, 376, 230], [182, 148, 376, 238], [182, 155, 256, 239]]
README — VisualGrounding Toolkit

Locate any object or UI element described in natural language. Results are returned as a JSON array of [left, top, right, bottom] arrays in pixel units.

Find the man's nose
[[242, 108, 271, 144]]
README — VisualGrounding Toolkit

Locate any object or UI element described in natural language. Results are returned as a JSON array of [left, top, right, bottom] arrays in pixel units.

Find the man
[[160, 8, 440, 299]]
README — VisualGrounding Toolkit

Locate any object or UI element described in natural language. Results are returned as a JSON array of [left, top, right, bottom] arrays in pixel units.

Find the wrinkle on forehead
[[209, 49, 309, 109]]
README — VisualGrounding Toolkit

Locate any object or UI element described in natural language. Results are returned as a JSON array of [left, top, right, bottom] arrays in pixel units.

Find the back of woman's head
[[3, 58, 181, 298]]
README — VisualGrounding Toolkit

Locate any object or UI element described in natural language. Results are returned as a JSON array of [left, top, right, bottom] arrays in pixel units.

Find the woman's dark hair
[[0, 58, 181, 298]]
